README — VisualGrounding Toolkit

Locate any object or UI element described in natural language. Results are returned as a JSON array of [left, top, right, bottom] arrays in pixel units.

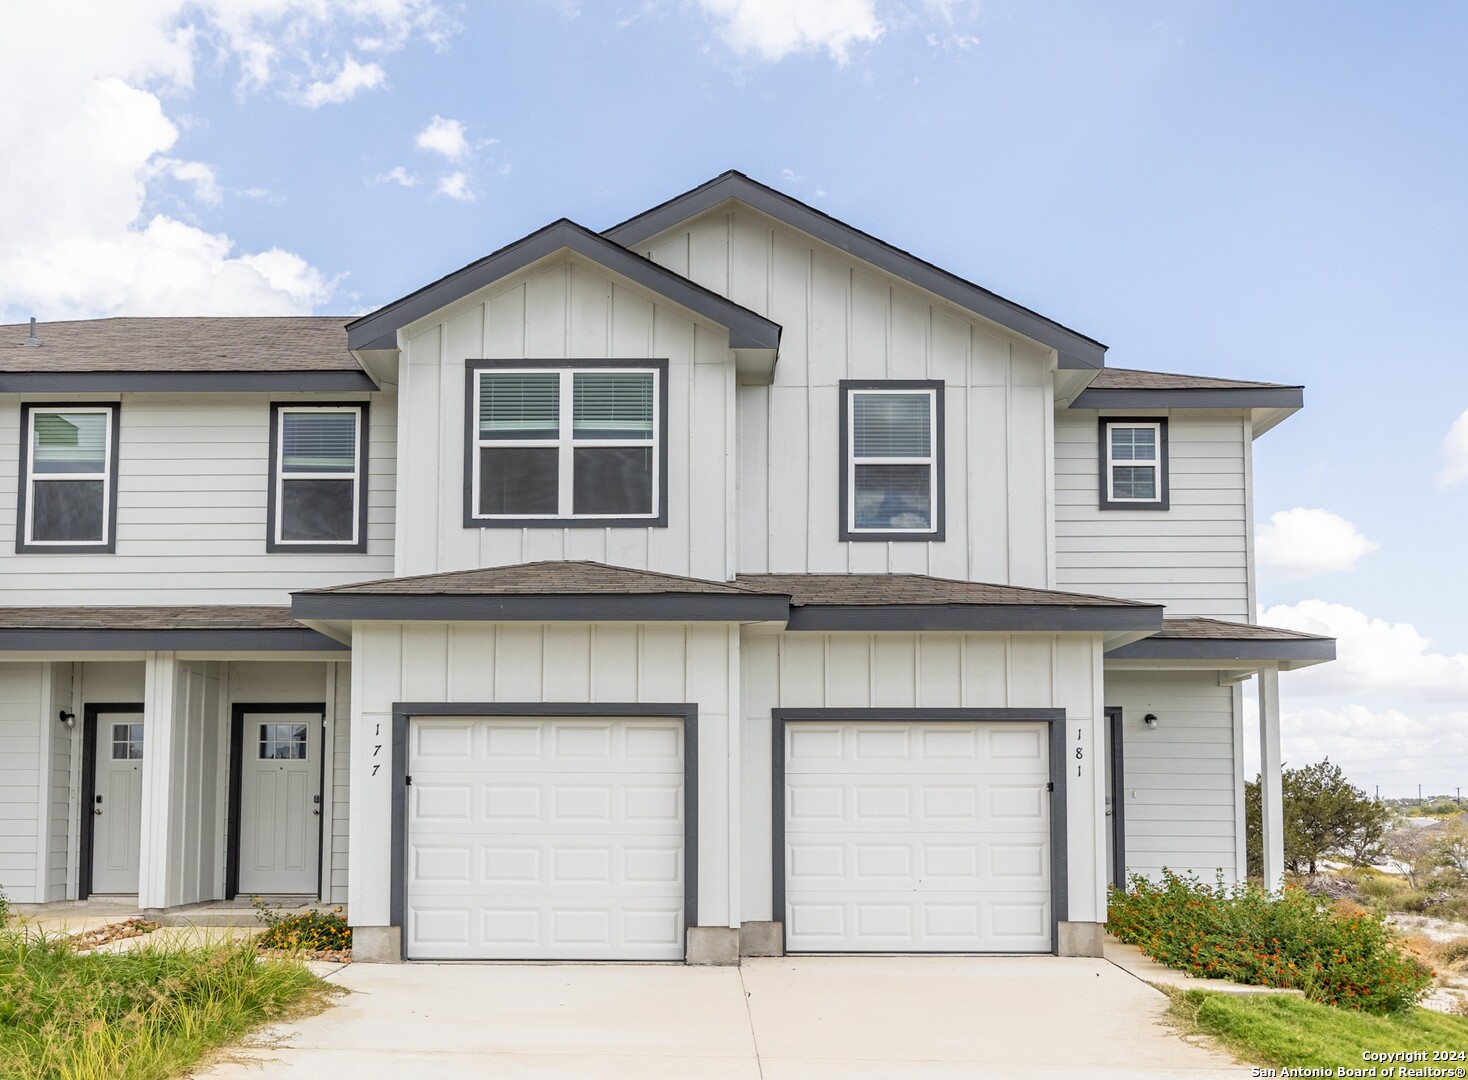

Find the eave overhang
[[1070, 386, 1304, 410], [1106, 635, 1335, 669], [0, 627, 345, 651], [783, 603, 1163, 633], [0, 370, 379, 393]]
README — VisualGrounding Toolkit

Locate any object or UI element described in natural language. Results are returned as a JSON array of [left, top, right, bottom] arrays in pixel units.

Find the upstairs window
[[268, 404, 368, 551], [1100, 419, 1168, 510], [839, 380, 945, 541], [466, 361, 668, 527], [17, 403, 120, 553]]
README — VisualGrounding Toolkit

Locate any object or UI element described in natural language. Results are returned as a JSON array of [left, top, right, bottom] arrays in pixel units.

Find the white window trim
[[24, 405, 115, 548], [470, 366, 662, 522], [845, 386, 940, 536], [1104, 421, 1164, 504], [273, 404, 363, 547]]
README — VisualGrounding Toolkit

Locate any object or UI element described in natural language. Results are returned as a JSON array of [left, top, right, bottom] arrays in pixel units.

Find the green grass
[[1168, 988, 1468, 1071], [0, 929, 336, 1080]]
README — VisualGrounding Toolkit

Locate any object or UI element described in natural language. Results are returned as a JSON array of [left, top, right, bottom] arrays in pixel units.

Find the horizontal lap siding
[[1108, 670, 1241, 883], [643, 208, 1052, 587], [397, 257, 732, 582], [0, 394, 396, 604], [1055, 412, 1250, 619], [0, 664, 43, 901]]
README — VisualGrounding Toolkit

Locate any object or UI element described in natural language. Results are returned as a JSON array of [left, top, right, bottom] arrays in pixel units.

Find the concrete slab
[[1105, 938, 1304, 996], [193, 956, 1240, 1079], [90, 926, 261, 954]]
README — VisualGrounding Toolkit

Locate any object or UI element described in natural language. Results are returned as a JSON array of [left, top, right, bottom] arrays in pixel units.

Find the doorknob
[[312, 809, 321, 815], [93, 808, 103, 815]]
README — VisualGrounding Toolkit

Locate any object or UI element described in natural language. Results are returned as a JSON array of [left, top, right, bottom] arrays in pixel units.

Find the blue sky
[[4, 0, 1467, 795]]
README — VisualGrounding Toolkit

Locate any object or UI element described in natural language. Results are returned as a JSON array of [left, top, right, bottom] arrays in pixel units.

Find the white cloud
[[299, 56, 386, 107], [695, 0, 883, 63], [1261, 599, 1468, 702], [374, 166, 420, 187], [0, 1, 446, 321], [416, 115, 470, 160], [436, 171, 474, 201], [1255, 507, 1378, 580], [1435, 409, 1468, 488]]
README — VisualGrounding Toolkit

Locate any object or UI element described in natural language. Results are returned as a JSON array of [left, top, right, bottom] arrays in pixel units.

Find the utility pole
[[1419, 783, 1423, 804]]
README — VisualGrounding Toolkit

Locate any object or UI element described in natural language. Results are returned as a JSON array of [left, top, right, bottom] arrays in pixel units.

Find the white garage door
[[407, 717, 685, 960], [784, 720, 1052, 953]]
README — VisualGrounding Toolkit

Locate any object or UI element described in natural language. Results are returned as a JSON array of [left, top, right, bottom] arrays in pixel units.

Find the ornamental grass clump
[[1108, 870, 1432, 1014]]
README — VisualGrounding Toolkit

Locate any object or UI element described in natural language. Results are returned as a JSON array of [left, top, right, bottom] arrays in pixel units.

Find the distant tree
[[1433, 817, 1468, 882], [1245, 760, 1388, 878], [1384, 825, 1436, 889]]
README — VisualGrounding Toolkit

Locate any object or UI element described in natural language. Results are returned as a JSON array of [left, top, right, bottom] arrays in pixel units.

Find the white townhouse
[[0, 172, 1332, 963]]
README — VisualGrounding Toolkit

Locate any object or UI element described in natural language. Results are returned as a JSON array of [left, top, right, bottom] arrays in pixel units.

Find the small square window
[[258, 722, 308, 760], [111, 723, 143, 760], [1099, 419, 1169, 510], [840, 381, 944, 541]]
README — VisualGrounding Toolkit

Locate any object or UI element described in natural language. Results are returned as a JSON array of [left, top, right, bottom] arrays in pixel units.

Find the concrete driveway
[[196, 956, 1239, 1079]]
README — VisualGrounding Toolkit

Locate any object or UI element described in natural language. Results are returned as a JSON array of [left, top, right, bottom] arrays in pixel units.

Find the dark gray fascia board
[[1070, 387, 1304, 410], [603, 171, 1105, 370], [292, 592, 792, 623], [1106, 636, 1336, 663], [784, 603, 1164, 632], [0, 628, 347, 651], [347, 219, 781, 353], [0, 371, 379, 393]]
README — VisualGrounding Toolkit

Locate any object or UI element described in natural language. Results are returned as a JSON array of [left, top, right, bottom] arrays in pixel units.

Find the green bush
[[1354, 874, 1401, 902], [1108, 870, 1432, 1013], [252, 900, 352, 953], [0, 884, 9, 927]]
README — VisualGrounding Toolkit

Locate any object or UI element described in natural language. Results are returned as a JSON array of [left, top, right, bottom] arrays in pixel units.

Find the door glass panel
[[258, 722, 308, 760], [110, 723, 143, 760]]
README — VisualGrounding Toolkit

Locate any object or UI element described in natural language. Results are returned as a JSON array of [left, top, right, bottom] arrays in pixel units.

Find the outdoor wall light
[[1143, 713, 1158, 728], [58, 710, 75, 728]]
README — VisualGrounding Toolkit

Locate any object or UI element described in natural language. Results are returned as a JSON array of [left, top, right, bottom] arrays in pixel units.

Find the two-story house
[[0, 171, 1332, 963]]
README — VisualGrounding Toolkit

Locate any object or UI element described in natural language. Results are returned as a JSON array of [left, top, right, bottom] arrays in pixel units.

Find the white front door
[[92, 712, 145, 894], [784, 720, 1053, 953], [238, 712, 322, 894], [406, 716, 686, 960]]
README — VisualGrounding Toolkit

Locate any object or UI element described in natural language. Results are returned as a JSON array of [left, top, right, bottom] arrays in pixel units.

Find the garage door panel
[[407, 716, 685, 961], [785, 720, 1051, 953]]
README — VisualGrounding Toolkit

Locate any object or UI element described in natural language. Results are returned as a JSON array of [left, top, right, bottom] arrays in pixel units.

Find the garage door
[[784, 720, 1052, 953], [406, 717, 685, 960]]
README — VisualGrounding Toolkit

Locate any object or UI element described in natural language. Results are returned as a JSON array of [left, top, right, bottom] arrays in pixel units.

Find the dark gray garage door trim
[[771, 707, 1068, 955], [391, 701, 699, 961]]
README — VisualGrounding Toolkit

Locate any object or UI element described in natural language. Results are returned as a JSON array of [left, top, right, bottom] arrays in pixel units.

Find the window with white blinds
[[842, 382, 943, 539], [469, 363, 664, 524], [1101, 419, 1167, 509], [271, 405, 366, 549], [20, 405, 118, 550]]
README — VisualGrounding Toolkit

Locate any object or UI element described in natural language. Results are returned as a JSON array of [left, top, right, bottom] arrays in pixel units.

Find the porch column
[[137, 651, 178, 911], [1257, 667, 1285, 892]]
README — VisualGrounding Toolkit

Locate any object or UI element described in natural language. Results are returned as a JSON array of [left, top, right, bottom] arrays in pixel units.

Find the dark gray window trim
[[1098, 417, 1169, 512], [390, 702, 699, 961], [291, 591, 789, 623], [78, 702, 144, 900], [838, 379, 946, 543], [463, 359, 670, 529], [348, 219, 780, 352], [266, 400, 371, 554], [602, 171, 1106, 370], [0, 628, 346, 651], [0, 371, 378, 393], [1106, 707, 1126, 891], [1106, 636, 1336, 663], [1071, 386, 1303, 410], [225, 702, 327, 901], [15, 401, 122, 554], [770, 707, 1068, 955], [785, 603, 1162, 633]]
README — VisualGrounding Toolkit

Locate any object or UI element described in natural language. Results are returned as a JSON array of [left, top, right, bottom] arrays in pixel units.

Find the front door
[[238, 711, 322, 894], [92, 712, 145, 894]]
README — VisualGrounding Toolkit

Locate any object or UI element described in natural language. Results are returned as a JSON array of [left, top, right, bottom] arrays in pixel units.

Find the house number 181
[[1075, 726, 1083, 777]]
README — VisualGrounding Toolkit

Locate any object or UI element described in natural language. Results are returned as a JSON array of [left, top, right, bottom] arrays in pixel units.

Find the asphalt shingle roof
[[737, 573, 1155, 607], [1086, 367, 1301, 391], [0, 606, 302, 629], [1151, 617, 1331, 642], [298, 561, 768, 596]]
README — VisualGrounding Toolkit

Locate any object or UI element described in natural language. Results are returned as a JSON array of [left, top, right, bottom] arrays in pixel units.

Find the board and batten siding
[[45, 663, 74, 901], [1107, 670, 1243, 884], [348, 621, 740, 930], [637, 205, 1055, 586], [395, 255, 736, 582], [0, 393, 397, 605], [1055, 411, 1252, 620], [0, 663, 45, 902], [739, 630, 1108, 925]]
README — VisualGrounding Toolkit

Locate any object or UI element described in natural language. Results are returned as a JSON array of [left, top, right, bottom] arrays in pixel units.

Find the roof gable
[[346, 219, 781, 354], [603, 171, 1107, 370]]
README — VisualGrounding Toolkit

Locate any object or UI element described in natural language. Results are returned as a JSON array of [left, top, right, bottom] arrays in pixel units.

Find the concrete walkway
[[194, 956, 1240, 1079]]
